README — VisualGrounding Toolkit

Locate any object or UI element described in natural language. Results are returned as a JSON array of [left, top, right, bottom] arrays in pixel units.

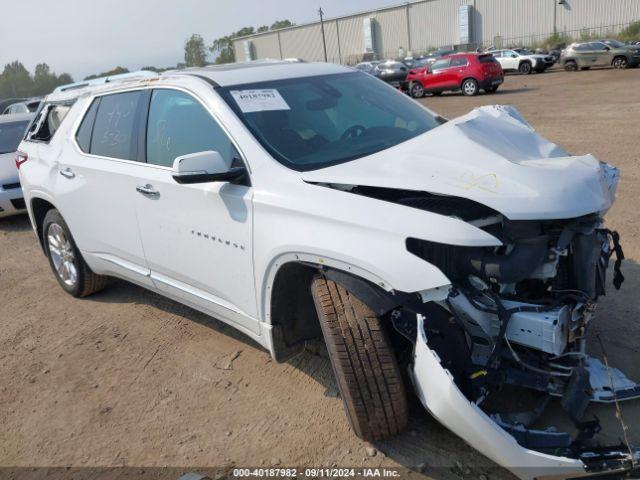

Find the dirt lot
[[1, 67, 639, 480]]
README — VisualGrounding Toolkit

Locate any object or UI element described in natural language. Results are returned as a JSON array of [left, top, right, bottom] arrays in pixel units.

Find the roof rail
[[53, 70, 159, 93]]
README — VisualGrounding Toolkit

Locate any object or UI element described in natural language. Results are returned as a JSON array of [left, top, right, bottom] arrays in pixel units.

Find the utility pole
[[318, 7, 328, 62]]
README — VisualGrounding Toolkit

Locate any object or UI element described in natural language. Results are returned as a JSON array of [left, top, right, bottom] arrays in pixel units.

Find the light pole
[[318, 7, 328, 62]]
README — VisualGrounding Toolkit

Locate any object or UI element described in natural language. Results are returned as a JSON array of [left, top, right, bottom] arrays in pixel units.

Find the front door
[[134, 88, 259, 334]]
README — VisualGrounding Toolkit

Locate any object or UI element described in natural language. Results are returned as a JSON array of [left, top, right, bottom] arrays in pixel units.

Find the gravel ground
[[1, 66, 639, 480]]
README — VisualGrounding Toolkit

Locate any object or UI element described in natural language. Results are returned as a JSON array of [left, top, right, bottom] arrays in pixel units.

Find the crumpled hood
[[301, 105, 619, 220]]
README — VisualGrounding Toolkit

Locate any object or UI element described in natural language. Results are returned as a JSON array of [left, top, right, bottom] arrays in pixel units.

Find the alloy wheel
[[47, 223, 78, 287], [462, 80, 477, 96]]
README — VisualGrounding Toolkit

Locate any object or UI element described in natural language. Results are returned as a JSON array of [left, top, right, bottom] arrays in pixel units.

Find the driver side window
[[146, 89, 238, 167]]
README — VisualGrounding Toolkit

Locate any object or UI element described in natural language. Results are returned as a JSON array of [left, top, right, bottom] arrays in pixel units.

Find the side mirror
[[172, 150, 247, 184], [510, 53, 518, 58]]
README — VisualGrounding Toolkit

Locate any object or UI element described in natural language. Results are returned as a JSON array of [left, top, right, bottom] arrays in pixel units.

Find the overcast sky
[[1, 0, 401, 81]]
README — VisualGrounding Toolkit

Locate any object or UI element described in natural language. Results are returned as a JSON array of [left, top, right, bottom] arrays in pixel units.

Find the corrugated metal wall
[[233, 0, 640, 63]]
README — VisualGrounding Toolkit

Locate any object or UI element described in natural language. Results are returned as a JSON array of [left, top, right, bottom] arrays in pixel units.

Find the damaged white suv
[[18, 62, 638, 479]]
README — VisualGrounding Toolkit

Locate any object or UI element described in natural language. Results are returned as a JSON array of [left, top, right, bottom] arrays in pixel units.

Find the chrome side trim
[[93, 253, 151, 277], [150, 272, 243, 316]]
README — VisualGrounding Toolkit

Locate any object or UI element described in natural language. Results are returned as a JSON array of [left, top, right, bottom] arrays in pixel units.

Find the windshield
[[603, 39, 625, 48], [514, 48, 533, 55], [219, 72, 440, 171], [0, 121, 29, 154]]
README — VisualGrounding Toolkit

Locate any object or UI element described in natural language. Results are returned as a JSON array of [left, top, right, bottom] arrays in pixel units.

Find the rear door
[[450, 56, 470, 85], [52, 91, 154, 286], [133, 88, 259, 334]]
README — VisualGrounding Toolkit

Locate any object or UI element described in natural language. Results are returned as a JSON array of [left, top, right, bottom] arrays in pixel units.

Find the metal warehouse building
[[232, 0, 640, 64]]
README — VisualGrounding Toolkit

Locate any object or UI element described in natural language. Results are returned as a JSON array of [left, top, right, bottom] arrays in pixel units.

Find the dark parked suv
[[561, 39, 640, 70]]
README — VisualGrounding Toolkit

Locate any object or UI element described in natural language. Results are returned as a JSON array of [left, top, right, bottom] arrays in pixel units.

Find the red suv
[[404, 53, 504, 97]]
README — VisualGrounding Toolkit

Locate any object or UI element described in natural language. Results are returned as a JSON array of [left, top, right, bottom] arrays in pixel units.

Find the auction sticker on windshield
[[230, 89, 290, 113]]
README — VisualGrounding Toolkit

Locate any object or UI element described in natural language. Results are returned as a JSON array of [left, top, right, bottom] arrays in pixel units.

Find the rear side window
[[76, 99, 100, 153], [90, 91, 144, 160], [29, 104, 72, 142], [146, 89, 238, 168], [0, 121, 30, 154], [478, 54, 497, 63], [450, 57, 468, 67]]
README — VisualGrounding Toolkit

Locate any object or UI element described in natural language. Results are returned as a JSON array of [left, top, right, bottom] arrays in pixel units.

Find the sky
[[1, 0, 402, 81]]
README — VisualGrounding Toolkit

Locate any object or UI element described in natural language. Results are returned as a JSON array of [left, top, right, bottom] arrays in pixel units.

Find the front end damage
[[396, 213, 639, 479], [303, 105, 638, 478]]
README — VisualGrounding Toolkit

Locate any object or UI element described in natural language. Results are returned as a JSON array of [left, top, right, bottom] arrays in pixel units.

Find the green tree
[[210, 26, 256, 64], [84, 66, 129, 81], [0, 61, 33, 98], [270, 19, 294, 30], [184, 34, 208, 67], [257, 25, 269, 33]]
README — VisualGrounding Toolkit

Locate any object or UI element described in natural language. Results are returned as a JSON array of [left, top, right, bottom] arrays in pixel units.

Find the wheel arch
[[265, 256, 412, 362], [30, 196, 57, 251]]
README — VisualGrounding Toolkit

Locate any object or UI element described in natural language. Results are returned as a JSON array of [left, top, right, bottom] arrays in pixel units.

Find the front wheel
[[564, 60, 578, 72], [612, 56, 628, 69], [461, 78, 479, 96], [43, 209, 109, 298], [409, 82, 425, 98], [518, 61, 532, 74], [311, 276, 408, 441]]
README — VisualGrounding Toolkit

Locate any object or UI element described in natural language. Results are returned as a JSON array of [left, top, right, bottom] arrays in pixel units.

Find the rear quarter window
[[28, 103, 73, 143], [478, 54, 498, 63]]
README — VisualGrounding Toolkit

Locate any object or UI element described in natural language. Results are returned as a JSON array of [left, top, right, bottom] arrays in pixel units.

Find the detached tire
[[311, 276, 408, 441], [43, 209, 109, 298]]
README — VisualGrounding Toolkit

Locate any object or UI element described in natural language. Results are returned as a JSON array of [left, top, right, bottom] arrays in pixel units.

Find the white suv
[[18, 62, 639, 479], [488, 48, 555, 74]]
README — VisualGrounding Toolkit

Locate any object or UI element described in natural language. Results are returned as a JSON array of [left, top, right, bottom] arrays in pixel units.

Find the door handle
[[59, 168, 75, 179], [136, 184, 160, 197]]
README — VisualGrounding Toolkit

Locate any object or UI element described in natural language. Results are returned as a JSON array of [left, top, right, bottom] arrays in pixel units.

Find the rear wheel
[[461, 78, 479, 96], [311, 276, 408, 441], [43, 209, 109, 298], [612, 56, 628, 69], [409, 82, 425, 98], [564, 60, 578, 72], [518, 61, 532, 74]]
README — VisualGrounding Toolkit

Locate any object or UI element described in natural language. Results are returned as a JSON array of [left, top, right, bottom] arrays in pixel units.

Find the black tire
[[518, 61, 532, 74], [409, 82, 425, 98], [42, 209, 109, 298], [461, 78, 479, 96], [485, 86, 499, 93], [311, 276, 408, 442], [612, 56, 628, 69], [564, 60, 578, 72]]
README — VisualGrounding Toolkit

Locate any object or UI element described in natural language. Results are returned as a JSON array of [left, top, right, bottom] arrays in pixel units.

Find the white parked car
[[2, 98, 42, 115], [17, 63, 639, 479], [488, 48, 555, 74], [0, 112, 34, 217]]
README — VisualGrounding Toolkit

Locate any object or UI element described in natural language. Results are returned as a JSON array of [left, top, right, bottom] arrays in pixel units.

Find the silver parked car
[[0, 113, 34, 217]]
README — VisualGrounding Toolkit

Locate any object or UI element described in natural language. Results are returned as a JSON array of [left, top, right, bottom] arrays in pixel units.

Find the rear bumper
[[478, 76, 504, 89], [0, 185, 26, 218]]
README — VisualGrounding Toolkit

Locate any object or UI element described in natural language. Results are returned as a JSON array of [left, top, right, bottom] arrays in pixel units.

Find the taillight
[[15, 151, 28, 169]]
